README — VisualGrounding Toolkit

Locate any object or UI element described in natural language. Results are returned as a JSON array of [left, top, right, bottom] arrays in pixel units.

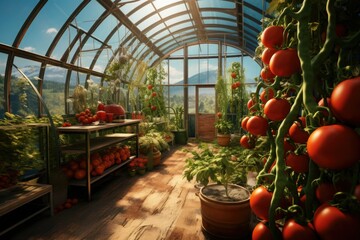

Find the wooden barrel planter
[[199, 184, 251, 239], [217, 134, 231, 146]]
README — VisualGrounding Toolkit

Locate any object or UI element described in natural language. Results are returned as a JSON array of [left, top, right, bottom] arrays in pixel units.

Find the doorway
[[195, 85, 216, 141]]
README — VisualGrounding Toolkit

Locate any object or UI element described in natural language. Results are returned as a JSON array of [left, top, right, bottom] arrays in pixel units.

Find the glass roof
[[0, 0, 270, 76]]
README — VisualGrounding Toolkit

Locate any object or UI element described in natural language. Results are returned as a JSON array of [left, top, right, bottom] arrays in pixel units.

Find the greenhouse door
[[195, 86, 216, 141]]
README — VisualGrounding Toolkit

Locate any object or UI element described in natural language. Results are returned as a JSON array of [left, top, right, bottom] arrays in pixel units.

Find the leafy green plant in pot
[[169, 106, 188, 145], [183, 143, 252, 239], [215, 116, 233, 146]]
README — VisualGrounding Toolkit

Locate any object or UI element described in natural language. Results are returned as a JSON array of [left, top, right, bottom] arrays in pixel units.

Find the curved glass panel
[[198, 0, 235, 9], [164, 14, 191, 26], [43, 65, 67, 115], [0, 0, 38, 45], [137, 14, 161, 31], [0, 53, 7, 117], [11, 58, 42, 115], [128, 4, 155, 23], [204, 19, 237, 27], [201, 11, 236, 20], [159, 5, 187, 19], [19, 0, 81, 55]]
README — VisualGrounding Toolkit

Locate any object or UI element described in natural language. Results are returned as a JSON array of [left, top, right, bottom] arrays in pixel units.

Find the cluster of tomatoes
[[62, 145, 131, 180], [54, 198, 79, 214], [128, 157, 148, 175], [75, 108, 98, 125], [242, 18, 360, 239], [230, 72, 241, 89], [0, 169, 18, 190]]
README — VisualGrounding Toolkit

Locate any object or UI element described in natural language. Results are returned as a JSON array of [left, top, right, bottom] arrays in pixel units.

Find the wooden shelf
[[68, 157, 134, 186], [61, 133, 136, 154], [0, 183, 53, 236], [58, 119, 140, 201]]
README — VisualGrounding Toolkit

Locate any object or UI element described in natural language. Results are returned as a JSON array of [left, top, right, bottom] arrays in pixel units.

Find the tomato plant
[[264, 98, 291, 121], [246, 116, 268, 136], [307, 124, 360, 170], [269, 48, 301, 77], [261, 25, 284, 48], [250, 186, 273, 220]]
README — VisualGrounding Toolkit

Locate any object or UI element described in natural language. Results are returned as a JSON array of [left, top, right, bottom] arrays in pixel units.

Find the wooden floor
[[5, 143, 210, 240]]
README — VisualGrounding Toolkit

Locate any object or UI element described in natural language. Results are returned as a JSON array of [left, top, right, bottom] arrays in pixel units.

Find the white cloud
[[168, 65, 183, 83], [23, 46, 35, 52], [93, 64, 104, 72], [46, 28, 58, 34]]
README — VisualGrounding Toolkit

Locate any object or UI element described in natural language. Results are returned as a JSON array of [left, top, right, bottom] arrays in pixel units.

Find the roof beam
[[187, 0, 207, 42], [97, 0, 164, 58]]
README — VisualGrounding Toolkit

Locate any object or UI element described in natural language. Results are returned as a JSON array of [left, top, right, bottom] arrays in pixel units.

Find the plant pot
[[199, 184, 251, 239], [152, 149, 162, 167], [172, 129, 188, 145], [217, 134, 231, 146]]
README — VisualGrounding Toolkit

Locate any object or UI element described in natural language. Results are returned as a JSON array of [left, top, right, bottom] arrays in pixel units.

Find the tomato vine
[[246, 0, 360, 238]]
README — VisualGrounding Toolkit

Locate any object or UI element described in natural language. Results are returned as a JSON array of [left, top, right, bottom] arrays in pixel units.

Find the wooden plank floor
[[5, 143, 210, 240]]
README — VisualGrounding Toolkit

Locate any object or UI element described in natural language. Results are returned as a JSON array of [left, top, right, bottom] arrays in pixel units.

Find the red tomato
[[260, 67, 276, 83], [330, 77, 360, 126], [285, 152, 310, 173], [261, 25, 284, 48], [97, 103, 105, 111], [354, 184, 360, 201], [231, 83, 237, 89], [246, 116, 268, 136], [269, 48, 301, 77], [74, 169, 86, 180], [262, 47, 278, 65], [315, 182, 338, 203], [231, 72, 237, 78], [252, 221, 278, 240], [216, 112, 223, 118], [289, 121, 309, 144], [240, 135, 255, 149], [282, 219, 318, 240], [247, 99, 258, 112], [313, 204, 360, 240], [284, 139, 296, 154], [147, 84, 153, 90], [250, 186, 273, 220], [260, 88, 275, 104], [241, 116, 250, 131], [264, 98, 291, 121], [151, 92, 157, 97], [151, 105, 157, 111], [307, 124, 360, 170]]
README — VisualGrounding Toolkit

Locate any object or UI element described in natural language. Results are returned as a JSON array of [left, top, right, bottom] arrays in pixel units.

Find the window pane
[[0, 0, 38, 45], [0, 53, 7, 117], [19, 0, 82, 55]]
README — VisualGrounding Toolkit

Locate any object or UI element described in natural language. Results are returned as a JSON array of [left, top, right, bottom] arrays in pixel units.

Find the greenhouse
[[0, 0, 359, 239]]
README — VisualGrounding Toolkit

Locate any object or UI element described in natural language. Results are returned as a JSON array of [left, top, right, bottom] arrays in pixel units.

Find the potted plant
[[183, 143, 255, 239], [215, 117, 233, 146], [170, 106, 188, 145]]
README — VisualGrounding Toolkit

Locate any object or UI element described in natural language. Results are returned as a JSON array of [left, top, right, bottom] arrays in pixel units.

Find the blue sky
[[0, 0, 261, 84]]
